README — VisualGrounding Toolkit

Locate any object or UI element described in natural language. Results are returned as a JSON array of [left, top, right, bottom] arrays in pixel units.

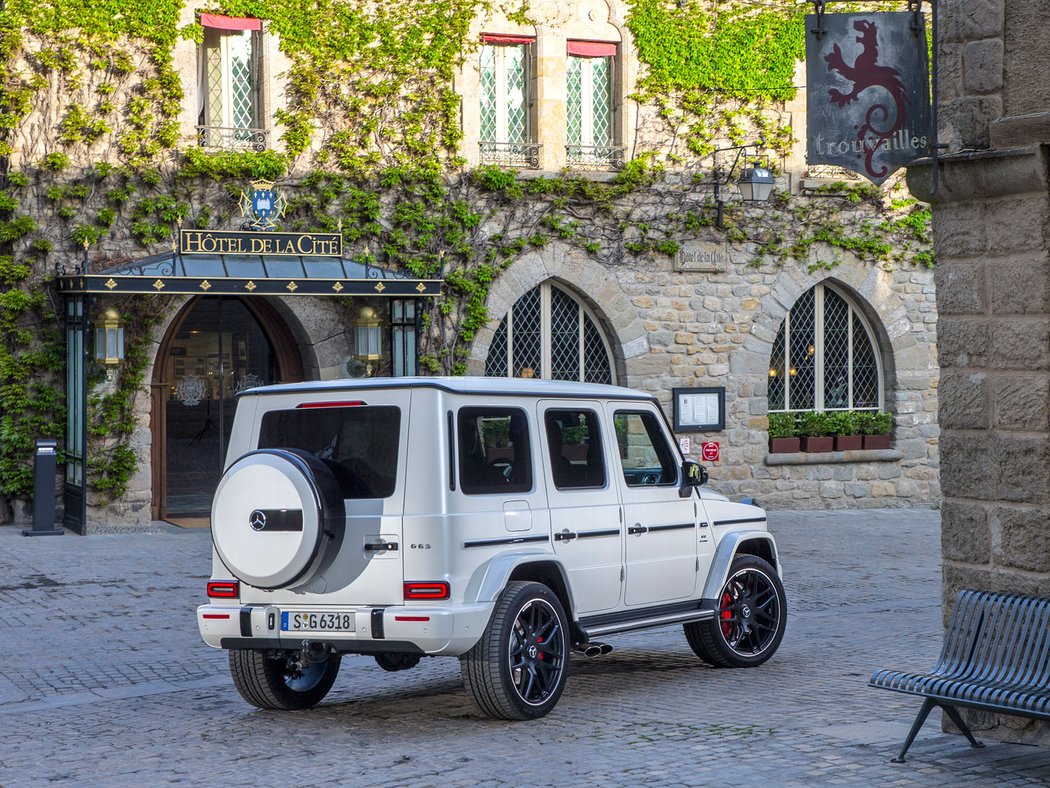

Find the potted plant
[[767, 412, 800, 454], [858, 411, 893, 449], [830, 411, 862, 451], [798, 411, 834, 453]]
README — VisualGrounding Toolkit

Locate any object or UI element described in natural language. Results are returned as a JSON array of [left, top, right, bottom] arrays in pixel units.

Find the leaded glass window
[[485, 282, 614, 384], [479, 44, 529, 145], [200, 26, 263, 148], [566, 55, 611, 148], [768, 284, 882, 412]]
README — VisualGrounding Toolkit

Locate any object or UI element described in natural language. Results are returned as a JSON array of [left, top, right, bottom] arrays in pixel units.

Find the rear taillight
[[404, 581, 450, 600], [207, 580, 240, 599]]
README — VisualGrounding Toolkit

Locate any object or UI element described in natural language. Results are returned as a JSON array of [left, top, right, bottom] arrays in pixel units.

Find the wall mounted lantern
[[354, 305, 383, 376], [94, 307, 124, 375], [711, 141, 776, 228]]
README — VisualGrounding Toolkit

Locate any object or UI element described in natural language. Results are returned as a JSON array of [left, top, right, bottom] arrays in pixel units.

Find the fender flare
[[468, 549, 577, 614], [700, 530, 781, 603]]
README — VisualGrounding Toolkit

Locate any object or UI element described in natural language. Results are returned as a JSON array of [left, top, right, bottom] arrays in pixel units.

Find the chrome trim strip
[[464, 534, 550, 549]]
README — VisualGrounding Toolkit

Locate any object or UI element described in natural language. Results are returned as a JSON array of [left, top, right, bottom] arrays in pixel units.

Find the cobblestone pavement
[[2, 509, 1050, 787]]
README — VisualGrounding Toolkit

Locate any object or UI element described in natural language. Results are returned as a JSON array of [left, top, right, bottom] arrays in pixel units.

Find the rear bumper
[[197, 602, 491, 656]]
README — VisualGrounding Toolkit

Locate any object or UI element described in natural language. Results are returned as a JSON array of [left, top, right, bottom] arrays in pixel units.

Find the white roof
[[244, 376, 655, 402]]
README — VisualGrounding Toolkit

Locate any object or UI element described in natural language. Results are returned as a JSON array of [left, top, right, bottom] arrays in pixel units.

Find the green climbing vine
[[0, 0, 932, 506]]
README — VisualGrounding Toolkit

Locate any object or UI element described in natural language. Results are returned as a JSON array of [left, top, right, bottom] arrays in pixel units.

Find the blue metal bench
[[870, 589, 1050, 762]]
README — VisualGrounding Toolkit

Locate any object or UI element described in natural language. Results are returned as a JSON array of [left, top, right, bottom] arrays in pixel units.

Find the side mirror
[[679, 460, 709, 497]]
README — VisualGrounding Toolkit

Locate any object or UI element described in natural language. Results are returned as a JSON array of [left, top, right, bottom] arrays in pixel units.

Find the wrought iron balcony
[[566, 144, 627, 171], [197, 125, 270, 152], [479, 141, 542, 169]]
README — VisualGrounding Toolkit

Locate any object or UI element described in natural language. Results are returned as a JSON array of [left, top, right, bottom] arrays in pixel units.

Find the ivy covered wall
[[0, 0, 935, 519]]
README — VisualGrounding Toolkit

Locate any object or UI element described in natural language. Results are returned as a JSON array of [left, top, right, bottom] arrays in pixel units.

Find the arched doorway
[[151, 296, 303, 520]]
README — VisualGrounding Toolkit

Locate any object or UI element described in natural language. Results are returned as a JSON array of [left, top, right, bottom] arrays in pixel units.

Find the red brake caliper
[[537, 636, 543, 660], [720, 591, 733, 638]]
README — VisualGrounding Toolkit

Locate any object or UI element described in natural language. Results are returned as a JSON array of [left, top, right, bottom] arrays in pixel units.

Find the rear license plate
[[281, 611, 356, 632]]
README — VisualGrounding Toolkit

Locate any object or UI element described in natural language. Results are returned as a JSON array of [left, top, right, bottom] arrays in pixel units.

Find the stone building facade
[[0, 0, 940, 529], [910, 0, 1050, 743]]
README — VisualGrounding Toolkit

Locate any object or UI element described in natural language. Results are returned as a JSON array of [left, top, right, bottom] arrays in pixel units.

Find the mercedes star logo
[[249, 510, 267, 531]]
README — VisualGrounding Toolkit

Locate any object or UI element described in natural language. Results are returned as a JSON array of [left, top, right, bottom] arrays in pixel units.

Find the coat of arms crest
[[239, 179, 287, 230]]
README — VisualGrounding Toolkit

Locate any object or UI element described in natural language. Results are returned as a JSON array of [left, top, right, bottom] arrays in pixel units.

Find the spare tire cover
[[212, 449, 343, 590]]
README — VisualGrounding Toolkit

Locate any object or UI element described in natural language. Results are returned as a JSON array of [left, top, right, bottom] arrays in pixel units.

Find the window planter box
[[768, 437, 801, 454], [863, 434, 892, 450], [800, 436, 834, 453], [834, 435, 863, 452]]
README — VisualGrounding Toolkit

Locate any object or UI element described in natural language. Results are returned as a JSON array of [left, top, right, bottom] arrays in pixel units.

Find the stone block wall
[[919, 0, 1050, 744], [470, 227, 940, 510]]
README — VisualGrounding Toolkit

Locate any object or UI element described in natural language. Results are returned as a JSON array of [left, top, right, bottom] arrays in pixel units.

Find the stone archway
[[468, 244, 648, 381], [743, 261, 923, 403], [149, 296, 304, 521]]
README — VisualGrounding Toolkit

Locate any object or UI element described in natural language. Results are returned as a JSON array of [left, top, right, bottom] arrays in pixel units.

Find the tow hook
[[300, 639, 329, 664]]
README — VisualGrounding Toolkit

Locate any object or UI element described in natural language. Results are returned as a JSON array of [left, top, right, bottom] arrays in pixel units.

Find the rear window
[[458, 407, 532, 494], [259, 405, 400, 499]]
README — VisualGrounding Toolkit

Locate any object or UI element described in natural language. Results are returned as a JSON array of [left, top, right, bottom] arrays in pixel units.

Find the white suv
[[197, 377, 786, 719]]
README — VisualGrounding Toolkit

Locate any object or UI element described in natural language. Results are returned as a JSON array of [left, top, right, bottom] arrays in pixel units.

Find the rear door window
[[259, 405, 401, 499], [458, 407, 532, 494], [544, 409, 606, 489]]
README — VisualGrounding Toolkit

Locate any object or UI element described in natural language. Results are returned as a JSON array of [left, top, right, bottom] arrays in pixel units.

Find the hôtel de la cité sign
[[178, 229, 343, 257]]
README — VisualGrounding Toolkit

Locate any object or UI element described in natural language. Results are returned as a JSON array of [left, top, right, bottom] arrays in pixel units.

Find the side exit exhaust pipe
[[574, 642, 613, 657]]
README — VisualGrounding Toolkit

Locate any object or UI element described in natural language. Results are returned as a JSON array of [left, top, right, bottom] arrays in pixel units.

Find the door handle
[[554, 529, 578, 542], [628, 524, 649, 535], [364, 541, 399, 552]]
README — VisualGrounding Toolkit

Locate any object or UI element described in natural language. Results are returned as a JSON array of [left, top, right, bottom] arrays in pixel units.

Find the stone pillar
[[535, 28, 568, 172], [910, 0, 1050, 741]]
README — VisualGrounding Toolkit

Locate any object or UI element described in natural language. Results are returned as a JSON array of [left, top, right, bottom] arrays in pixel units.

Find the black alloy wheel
[[461, 581, 570, 720], [508, 596, 565, 706], [685, 554, 786, 668]]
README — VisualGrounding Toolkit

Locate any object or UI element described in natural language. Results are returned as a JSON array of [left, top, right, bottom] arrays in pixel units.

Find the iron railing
[[566, 144, 627, 170], [197, 126, 270, 152], [479, 141, 542, 169]]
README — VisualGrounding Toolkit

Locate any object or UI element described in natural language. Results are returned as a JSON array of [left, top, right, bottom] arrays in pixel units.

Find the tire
[[229, 649, 341, 710], [685, 555, 786, 668], [460, 581, 570, 720]]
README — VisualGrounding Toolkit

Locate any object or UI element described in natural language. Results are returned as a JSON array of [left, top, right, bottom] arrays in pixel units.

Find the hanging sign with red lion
[[805, 12, 930, 185]]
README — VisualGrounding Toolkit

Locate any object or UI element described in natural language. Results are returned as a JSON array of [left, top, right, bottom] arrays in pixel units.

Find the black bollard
[[22, 438, 64, 537]]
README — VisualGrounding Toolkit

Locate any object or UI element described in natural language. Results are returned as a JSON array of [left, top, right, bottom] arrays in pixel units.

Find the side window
[[479, 36, 536, 167], [458, 407, 533, 494], [613, 410, 677, 487], [258, 405, 401, 499], [198, 14, 266, 150], [566, 41, 620, 169], [544, 409, 606, 490]]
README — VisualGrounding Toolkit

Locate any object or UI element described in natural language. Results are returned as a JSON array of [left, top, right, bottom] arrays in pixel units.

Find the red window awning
[[481, 33, 535, 45], [567, 40, 617, 57], [200, 13, 262, 31]]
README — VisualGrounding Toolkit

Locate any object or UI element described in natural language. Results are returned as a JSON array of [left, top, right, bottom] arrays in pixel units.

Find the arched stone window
[[485, 281, 614, 383], [768, 283, 882, 411]]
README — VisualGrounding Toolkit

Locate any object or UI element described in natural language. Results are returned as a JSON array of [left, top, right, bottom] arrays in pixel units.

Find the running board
[[583, 608, 716, 638]]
